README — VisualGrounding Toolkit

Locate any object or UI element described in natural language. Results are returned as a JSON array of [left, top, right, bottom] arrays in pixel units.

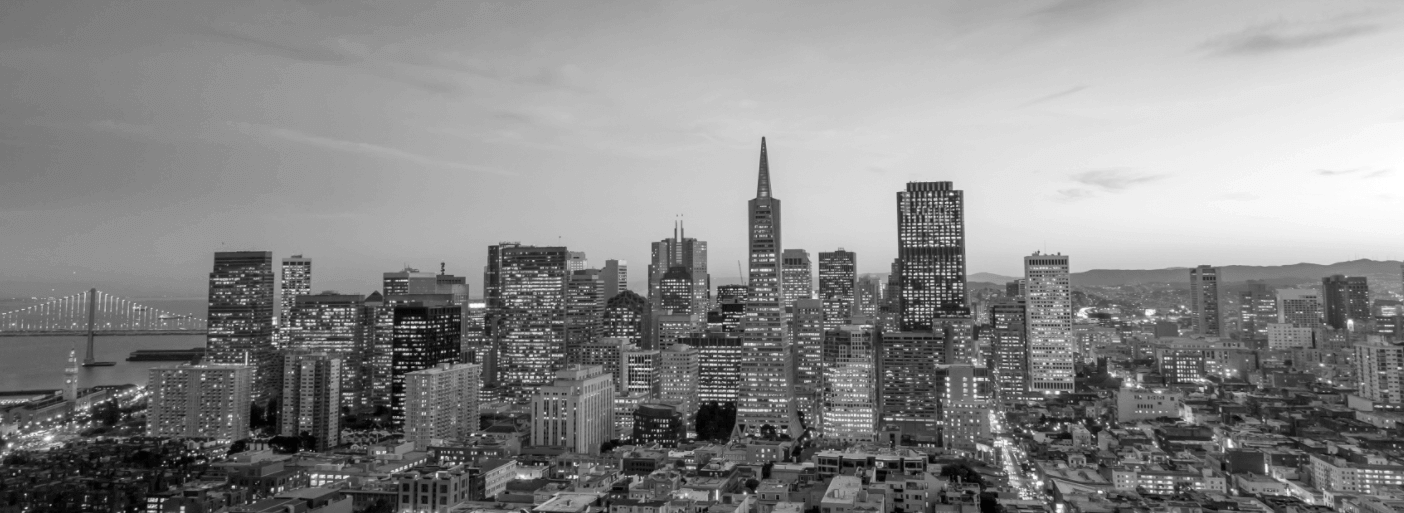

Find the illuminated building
[[391, 303, 462, 426], [989, 299, 1028, 400], [207, 251, 277, 399], [404, 362, 481, 449], [579, 337, 628, 392], [1114, 389, 1182, 422], [567, 251, 589, 273], [147, 363, 252, 440], [621, 347, 661, 398], [1025, 252, 1073, 395], [382, 268, 437, 295], [649, 223, 709, 316], [565, 269, 605, 365], [939, 364, 991, 451], [896, 182, 969, 331], [659, 344, 699, 423], [532, 365, 615, 455], [1238, 282, 1277, 341], [855, 276, 882, 319], [602, 259, 628, 301], [683, 331, 741, 404], [1157, 349, 1207, 384], [483, 242, 521, 384], [791, 299, 825, 394], [462, 301, 488, 366], [63, 349, 77, 401], [601, 290, 648, 348], [821, 325, 877, 442], [284, 293, 366, 407], [1266, 323, 1314, 349], [1354, 338, 1404, 405], [1323, 275, 1370, 330], [938, 317, 977, 366], [280, 352, 341, 450], [1309, 453, 1404, 493], [279, 255, 312, 324], [1189, 265, 1221, 337], [782, 249, 813, 305], [716, 285, 748, 304], [877, 331, 942, 435], [652, 312, 701, 351], [1073, 326, 1118, 365], [734, 137, 801, 437], [632, 404, 684, 448], [818, 249, 857, 331], [497, 245, 569, 402], [1278, 288, 1322, 327], [714, 299, 746, 334]]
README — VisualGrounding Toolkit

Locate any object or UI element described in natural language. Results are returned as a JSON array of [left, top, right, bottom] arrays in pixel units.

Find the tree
[[744, 478, 760, 492], [940, 462, 985, 488], [761, 461, 774, 479], [268, 435, 300, 454], [227, 440, 249, 455], [979, 492, 1001, 513], [694, 402, 737, 441]]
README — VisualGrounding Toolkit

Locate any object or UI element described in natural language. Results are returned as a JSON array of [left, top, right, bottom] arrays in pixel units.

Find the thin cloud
[[227, 122, 512, 176], [1018, 85, 1090, 108], [1056, 188, 1095, 201], [1314, 168, 1392, 178], [1217, 192, 1258, 201], [202, 26, 464, 95], [89, 120, 160, 138], [1025, 0, 1126, 26], [1364, 169, 1394, 178], [203, 27, 350, 63], [1070, 168, 1165, 191], [1201, 20, 1382, 56]]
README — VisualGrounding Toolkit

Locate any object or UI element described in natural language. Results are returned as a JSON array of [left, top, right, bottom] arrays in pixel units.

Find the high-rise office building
[[1006, 279, 1026, 300], [1278, 289, 1322, 327], [434, 271, 469, 304], [147, 364, 252, 440], [285, 293, 366, 407], [483, 242, 521, 385], [567, 252, 589, 273], [652, 312, 702, 351], [601, 290, 648, 348], [938, 365, 993, 451], [782, 249, 813, 305], [602, 259, 628, 301], [649, 223, 709, 316], [391, 303, 462, 426], [686, 332, 742, 405], [383, 268, 439, 296], [877, 331, 942, 436], [990, 299, 1028, 400], [280, 352, 341, 451], [896, 182, 969, 331], [404, 362, 481, 449], [462, 301, 488, 366], [1189, 265, 1221, 337], [791, 298, 825, 394], [659, 344, 699, 423], [734, 138, 801, 437], [818, 250, 857, 331], [821, 325, 877, 442], [580, 337, 629, 393], [1355, 338, 1404, 405], [1323, 275, 1371, 330], [621, 347, 661, 398], [1025, 252, 1073, 395], [497, 246, 569, 402], [1239, 282, 1278, 341], [207, 251, 277, 399], [280, 255, 312, 323], [632, 404, 684, 448], [716, 285, 748, 304], [565, 269, 606, 364], [532, 365, 615, 455], [855, 276, 882, 319]]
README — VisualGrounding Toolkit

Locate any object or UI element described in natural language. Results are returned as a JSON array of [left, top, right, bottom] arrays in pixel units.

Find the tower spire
[[756, 137, 771, 198]]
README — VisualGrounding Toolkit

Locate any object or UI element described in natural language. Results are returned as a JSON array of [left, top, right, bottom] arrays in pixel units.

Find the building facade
[[1323, 275, 1370, 330], [1189, 265, 1221, 337], [391, 304, 463, 426], [147, 364, 253, 440], [821, 325, 877, 442], [1025, 252, 1073, 395], [818, 250, 857, 331], [531, 365, 615, 455], [404, 362, 482, 449], [896, 182, 969, 331], [781, 249, 813, 306], [280, 352, 341, 451], [279, 255, 312, 323], [497, 246, 569, 402], [206, 251, 277, 399]]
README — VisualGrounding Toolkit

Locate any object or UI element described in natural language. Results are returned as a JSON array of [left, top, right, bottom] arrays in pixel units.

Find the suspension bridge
[[0, 288, 207, 365]]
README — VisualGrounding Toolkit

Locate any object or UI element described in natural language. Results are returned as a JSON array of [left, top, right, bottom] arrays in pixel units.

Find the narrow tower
[[734, 137, 801, 438], [64, 347, 79, 401]]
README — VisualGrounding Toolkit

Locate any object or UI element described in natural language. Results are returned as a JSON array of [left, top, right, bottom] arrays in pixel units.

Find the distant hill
[[970, 272, 1020, 284], [1068, 259, 1403, 289]]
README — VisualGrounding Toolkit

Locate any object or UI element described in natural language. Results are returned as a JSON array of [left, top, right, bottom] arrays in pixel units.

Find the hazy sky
[[3, 0, 1403, 298]]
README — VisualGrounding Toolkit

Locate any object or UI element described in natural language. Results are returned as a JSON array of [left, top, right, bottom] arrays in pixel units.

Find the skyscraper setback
[[206, 251, 277, 399], [734, 138, 801, 437], [1025, 253, 1073, 394], [896, 182, 969, 331]]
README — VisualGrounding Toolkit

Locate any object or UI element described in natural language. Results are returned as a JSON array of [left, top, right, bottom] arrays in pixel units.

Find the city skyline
[[5, 1, 1404, 299]]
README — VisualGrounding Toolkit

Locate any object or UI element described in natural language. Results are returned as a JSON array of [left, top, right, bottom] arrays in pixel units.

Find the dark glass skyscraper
[[207, 251, 277, 399], [818, 249, 857, 331], [734, 138, 801, 437], [649, 223, 709, 316], [896, 182, 969, 331], [496, 246, 568, 402], [390, 303, 461, 426], [1323, 275, 1370, 330]]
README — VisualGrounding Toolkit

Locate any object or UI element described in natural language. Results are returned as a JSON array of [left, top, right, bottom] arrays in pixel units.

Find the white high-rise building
[[280, 255, 312, 323], [567, 252, 589, 273], [659, 344, 699, 425], [280, 352, 342, 451], [1354, 337, 1404, 405], [1278, 289, 1322, 327], [1025, 252, 1073, 395], [532, 365, 615, 455], [821, 325, 877, 442], [621, 347, 661, 398], [147, 364, 252, 440], [404, 362, 482, 449]]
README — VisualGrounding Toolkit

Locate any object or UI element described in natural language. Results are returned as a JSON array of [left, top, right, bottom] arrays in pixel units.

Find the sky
[[2, 0, 1403, 299]]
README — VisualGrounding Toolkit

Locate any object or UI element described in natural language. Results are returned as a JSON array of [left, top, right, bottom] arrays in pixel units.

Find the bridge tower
[[84, 288, 98, 364]]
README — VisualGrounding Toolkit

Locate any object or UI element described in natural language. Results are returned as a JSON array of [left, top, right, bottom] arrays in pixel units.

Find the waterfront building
[[782, 249, 813, 305], [279, 255, 312, 324], [1025, 252, 1073, 395], [734, 138, 801, 437], [404, 362, 482, 449], [1189, 265, 1221, 337], [1323, 275, 1370, 330], [497, 245, 569, 402], [207, 251, 277, 399], [147, 363, 253, 440], [896, 182, 969, 331], [818, 250, 857, 331], [391, 303, 462, 426], [532, 365, 615, 455], [821, 325, 877, 442], [280, 352, 341, 451]]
